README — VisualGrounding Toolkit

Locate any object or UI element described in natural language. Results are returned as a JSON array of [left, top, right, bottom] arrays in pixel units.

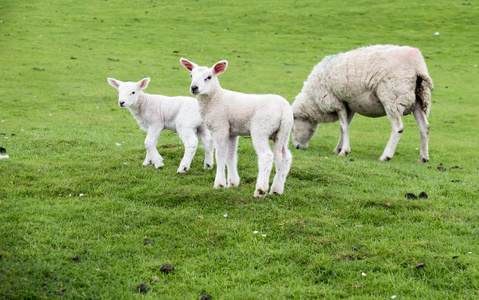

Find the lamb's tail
[[273, 106, 294, 163], [270, 106, 294, 195], [415, 60, 434, 117]]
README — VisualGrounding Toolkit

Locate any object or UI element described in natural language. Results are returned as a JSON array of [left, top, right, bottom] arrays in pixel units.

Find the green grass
[[1, 0, 479, 298]]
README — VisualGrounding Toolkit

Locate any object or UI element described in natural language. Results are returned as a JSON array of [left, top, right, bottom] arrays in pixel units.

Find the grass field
[[1, 0, 478, 299]]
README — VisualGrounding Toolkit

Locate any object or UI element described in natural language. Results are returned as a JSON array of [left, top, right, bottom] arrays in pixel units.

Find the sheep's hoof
[[143, 160, 152, 167], [204, 163, 213, 170], [379, 156, 392, 162], [417, 157, 429, 163], [214, 184, 226, 189]]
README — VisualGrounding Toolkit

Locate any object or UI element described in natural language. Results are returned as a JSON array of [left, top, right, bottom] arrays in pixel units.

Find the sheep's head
[[291, 96, 319, 150], [292, 117, 318, 150], [180, 58, 227, 96], [107, 78, 150, 108]]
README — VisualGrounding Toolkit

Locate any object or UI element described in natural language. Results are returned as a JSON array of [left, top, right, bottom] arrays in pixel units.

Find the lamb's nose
[[119, 101, 125, 107], [191, 85, 199, 95]]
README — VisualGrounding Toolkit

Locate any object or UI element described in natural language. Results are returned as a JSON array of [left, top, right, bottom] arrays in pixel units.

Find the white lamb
[[180, 58, 293, 198], [292, 45, 433, 163], [107, 77, 214, 173]]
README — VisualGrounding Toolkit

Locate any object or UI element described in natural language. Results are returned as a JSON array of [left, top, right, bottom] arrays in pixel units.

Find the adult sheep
[[180, 58, 293, 198], [107, 77, 214, 173], [292, 45, 433, 163]]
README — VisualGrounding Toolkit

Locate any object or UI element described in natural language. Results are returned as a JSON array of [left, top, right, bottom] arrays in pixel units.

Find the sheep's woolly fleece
[[292, 44, 433, 163]]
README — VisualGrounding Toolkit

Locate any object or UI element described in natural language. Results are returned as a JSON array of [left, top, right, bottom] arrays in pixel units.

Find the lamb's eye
[[205, 75, 212, 81], [131, 91, 135, 95]]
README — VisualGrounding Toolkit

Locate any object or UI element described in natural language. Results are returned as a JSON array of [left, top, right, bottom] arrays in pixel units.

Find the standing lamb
[[107, 77, 214, 173], [180, 58, 293, 198], [292, 45, 433, 163]]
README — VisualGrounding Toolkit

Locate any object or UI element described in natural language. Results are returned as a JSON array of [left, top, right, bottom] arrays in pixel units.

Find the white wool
[[107, 77, 214, 173], [292, 45, 433, 163], [180, 58, 293, 198]]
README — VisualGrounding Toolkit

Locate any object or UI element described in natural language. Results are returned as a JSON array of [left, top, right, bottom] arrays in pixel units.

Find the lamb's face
[[117, 82, 141, 108], [292, 117, 318, 150], [108, 78, 150, 109], [189, 66, 215, 96]]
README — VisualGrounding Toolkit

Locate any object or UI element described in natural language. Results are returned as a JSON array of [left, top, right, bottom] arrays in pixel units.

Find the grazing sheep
[[107, 77, 214, 173], [180, 58, 293, 198], [292, 45, 433, 162]]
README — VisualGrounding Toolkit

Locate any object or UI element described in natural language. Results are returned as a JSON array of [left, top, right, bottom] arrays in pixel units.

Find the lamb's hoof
[[142, 160, 152, 167], [254, 189, 267, 198], [338, 150, 350, 157], [227, 179, 240, 188], [333, 148, 341, 155], [214, 184, 226, 189], [204, 163, 213, 170], [177, 166, 188, 174], [154, 163, 165, 169], [379, 156, 392, 162], [270, 188, 283, 196]]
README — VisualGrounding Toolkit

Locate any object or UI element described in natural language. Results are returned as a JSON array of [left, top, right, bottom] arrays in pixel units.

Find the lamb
[[107, 77, 214, 173], [291, 45, 433, 163], [180, 58, 293, 198]]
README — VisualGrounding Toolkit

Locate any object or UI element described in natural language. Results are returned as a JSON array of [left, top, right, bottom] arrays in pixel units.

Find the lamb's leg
[[335, 108, 354, 156], [270, 142, 293, 195], [380, 115, 404, 161], [213, 134, 228, 188], [333, 109, 355, 155], [226, 135, 240, 187], [176, 127, 198, 173], [143, 125, 164, 169], [197, 125, 214, 169], [413, 105, 430, 163], [252, 135, 274, 198]]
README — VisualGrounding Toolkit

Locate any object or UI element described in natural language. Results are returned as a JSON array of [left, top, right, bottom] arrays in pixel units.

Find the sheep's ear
[[108, 78, 123, 89], [180, 58, 197, 72], [213, 60, 228, 76], [138, 78, 150, 90]]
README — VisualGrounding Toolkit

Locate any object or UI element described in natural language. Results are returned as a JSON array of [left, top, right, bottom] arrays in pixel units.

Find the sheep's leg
[[197, 125, 214, 169], [270, 141, 293, 196], [380, 115, 404, 161], [144, 125, 164, 169], [213, 134, 228, 188], [252, 135, 274, 198], [333, 109, 355, 155], [335, 108, 355, 156], [333, 127, 344, 155], [176, 128, 198, 173], [413, 105, 430, 163]]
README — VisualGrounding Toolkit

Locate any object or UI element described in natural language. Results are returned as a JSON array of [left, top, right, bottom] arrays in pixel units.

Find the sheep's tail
[[415, 60, 434, 117]]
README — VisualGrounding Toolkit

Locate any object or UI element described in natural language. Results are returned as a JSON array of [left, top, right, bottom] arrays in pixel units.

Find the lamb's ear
[[180, 58, 197, 72], [138, 78, 150, 90], [213, 60, 228, 76], [108, 77, 123, 89]]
